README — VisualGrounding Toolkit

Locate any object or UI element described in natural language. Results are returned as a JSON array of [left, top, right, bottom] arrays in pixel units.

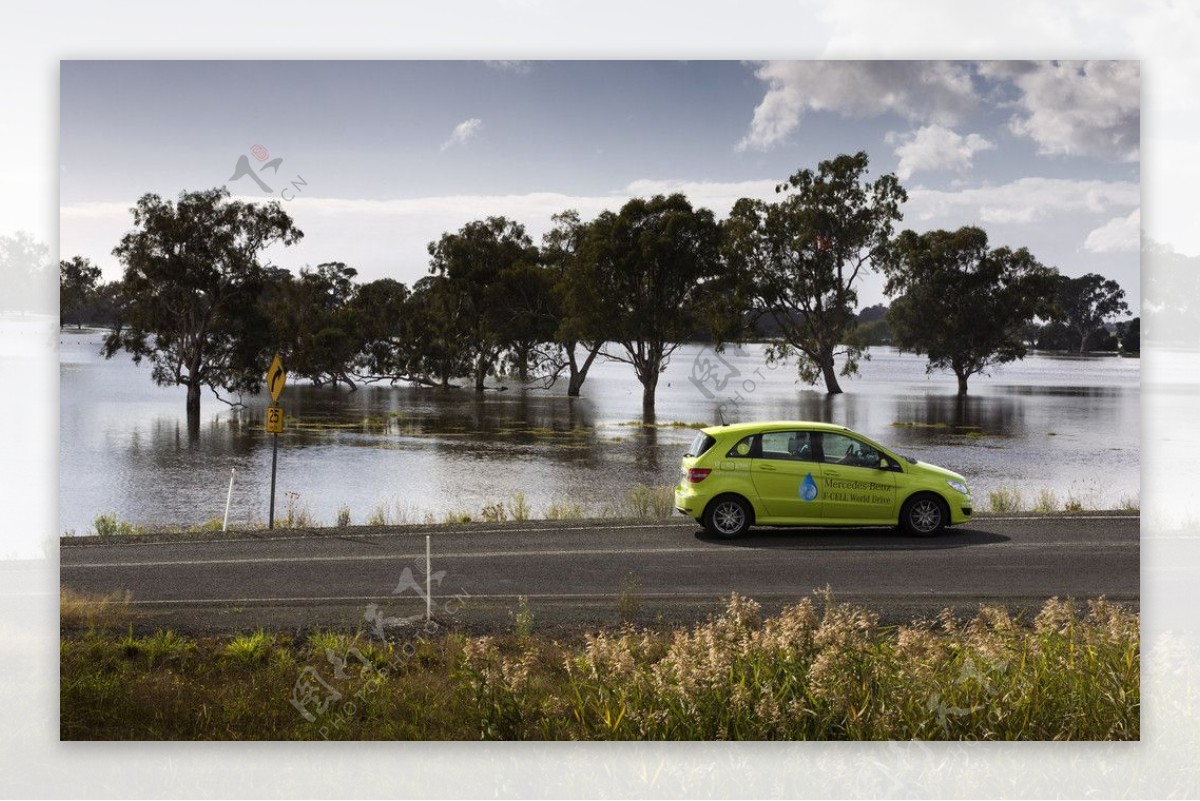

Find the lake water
[[59, 331, 1141, 534]]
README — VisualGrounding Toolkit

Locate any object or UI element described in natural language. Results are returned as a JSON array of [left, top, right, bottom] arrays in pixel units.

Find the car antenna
[[716, 407, 726, 427]]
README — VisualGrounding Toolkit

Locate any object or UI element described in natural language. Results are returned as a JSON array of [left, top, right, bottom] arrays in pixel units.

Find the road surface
[[60, 513, 1139, 634]]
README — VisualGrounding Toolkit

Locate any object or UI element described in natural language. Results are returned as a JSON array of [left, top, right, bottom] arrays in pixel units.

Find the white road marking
[[61, 539, 1137, 569]]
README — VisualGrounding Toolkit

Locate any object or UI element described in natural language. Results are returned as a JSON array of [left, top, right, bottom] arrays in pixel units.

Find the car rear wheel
[[900, 494, 948, 536], [703, 495, 752, 539]]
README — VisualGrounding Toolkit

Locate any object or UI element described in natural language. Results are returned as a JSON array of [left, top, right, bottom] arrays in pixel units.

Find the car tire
[[703, 495, 752, 539], [900, 494, 948, 537]]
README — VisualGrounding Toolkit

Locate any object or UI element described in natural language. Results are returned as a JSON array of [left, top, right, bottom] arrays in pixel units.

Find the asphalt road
[[60, 513, 1139, 635]]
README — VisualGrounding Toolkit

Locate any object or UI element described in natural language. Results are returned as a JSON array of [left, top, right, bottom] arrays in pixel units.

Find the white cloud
[[1084, 208, 1141, 252], [887, 124, 995, 180], [736, 61, 978, 152], [484, 60, 533, 74], [907, 177, 1139, 225], [440, 118, 484, 151], [984, 60, 1140, 161]]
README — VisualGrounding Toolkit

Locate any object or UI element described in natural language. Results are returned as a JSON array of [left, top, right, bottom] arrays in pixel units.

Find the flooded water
[[59, 331, 1140, 534]]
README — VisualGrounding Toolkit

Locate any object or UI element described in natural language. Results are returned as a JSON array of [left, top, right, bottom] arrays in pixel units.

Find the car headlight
[[947, 479, 970, 495]]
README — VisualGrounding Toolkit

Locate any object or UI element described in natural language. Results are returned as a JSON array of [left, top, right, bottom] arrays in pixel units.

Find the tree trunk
[[820, 358, 843, 395], [566, 342, 601, 398], [956, 371, 969, 396], [186, 381, 202, 437], [640, 361, 659, 414], [474, 352, 488, 392]]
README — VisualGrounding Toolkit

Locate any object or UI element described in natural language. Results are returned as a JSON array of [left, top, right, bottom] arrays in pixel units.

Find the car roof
[[700, 420, 853, 437]]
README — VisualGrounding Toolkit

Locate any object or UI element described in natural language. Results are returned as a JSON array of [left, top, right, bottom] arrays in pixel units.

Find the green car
[[674, 421, 972, 538]]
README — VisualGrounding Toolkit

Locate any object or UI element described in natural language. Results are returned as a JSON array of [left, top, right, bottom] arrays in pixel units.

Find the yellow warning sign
[[266, 405, 284, 434], [267, 353, 286, 402]]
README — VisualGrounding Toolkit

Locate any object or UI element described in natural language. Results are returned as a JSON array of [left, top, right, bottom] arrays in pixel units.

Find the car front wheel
[[703, 495, 752, 539], [900, 494, 948, 536]]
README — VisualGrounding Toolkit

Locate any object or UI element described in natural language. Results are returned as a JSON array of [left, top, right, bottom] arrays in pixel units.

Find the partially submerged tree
[[576, 194, 724, 413], [104, 187, 303, 430], [883, 226, 1060, 395], [544, 210, 605, 397], [1055, 273, 1131, 354], [269, 262, 363, 389], [426, 217, 539, 391], [59, 255, 102, 329], [724, 152, 907, 394]]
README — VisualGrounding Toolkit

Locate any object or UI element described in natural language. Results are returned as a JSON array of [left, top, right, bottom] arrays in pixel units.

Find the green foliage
[[223, 630, 273, 665], [725, 152, 907, 394], [426, 216, 541, 391], [59, 255, 102, 329], [544, 501, 583, 520], [265, 262, 365, 390], [458, 593, 1139, 741], [60, 594, 1139, 741], [103, 187, 303, 423], [92, 513, 143, 537], [883, 226, 1060, 395], [1032, 488, 1061, 514], [1054, 273, 1131, 354], [988, 487, 1025, 513], [626, 484, 675, 519], [510, 493, 531, 522], [574, 194, 725, 410], [336, 506, 352, 528]]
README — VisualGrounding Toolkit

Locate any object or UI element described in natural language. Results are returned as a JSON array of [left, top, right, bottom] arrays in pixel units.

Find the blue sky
[[60, 60, 1141, 306]]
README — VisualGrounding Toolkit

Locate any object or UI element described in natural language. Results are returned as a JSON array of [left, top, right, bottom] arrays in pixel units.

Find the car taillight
[[687, 468, 712, 483]]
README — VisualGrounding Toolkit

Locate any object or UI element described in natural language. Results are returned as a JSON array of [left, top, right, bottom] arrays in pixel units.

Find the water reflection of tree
[[893, 395, 1025, 438]]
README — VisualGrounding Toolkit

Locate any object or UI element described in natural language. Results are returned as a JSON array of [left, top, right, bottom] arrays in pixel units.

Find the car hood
[[907, 459, 967, 484]]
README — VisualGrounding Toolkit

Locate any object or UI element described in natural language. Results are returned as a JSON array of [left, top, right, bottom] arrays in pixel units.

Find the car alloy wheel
[[705, 496, 750, 538], [903, 495, 945, 536]]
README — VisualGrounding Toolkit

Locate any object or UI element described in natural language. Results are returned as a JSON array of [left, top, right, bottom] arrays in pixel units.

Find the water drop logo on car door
[[799, 472, 819, 502]]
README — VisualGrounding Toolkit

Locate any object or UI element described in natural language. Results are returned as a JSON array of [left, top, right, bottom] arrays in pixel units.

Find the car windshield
[[685, 431, 716, 457]]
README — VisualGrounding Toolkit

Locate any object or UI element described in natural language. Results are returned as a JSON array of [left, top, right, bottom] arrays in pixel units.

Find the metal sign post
[[265, 354, 287, 529]]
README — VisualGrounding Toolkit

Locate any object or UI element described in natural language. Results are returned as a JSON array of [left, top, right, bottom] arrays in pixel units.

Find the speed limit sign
[[266, 405, 284, 433]]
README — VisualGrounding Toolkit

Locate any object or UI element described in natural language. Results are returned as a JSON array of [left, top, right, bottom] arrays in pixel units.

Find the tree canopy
[[103, 187, 303, 431], [724, 152, 906, 394], [59, 255, 102, 329], [883, 226, 1060, 395], [1054, 273, 1131, 354], [575, 194, 724, 413]]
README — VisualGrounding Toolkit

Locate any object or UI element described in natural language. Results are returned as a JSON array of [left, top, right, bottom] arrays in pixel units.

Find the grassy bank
[[61, 591, 1138, 740], [73, 484, 1139, 540]]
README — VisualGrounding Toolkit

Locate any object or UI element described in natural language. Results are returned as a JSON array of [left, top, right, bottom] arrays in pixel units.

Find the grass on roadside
[[61, 591, 1139, 741]]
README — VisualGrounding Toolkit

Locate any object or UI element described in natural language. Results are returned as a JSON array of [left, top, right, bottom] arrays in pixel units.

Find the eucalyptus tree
[[59, 255, 102, 329], [883, 226, 1060, 395], [544, 210, 606, 396], [426, 217, 539, 391], [1055, 273, 1131, 354], [104, 187, 302, 431], [271, 262, 363, 389], [575, 194, 724, 413], [724, 152, 906, 394]]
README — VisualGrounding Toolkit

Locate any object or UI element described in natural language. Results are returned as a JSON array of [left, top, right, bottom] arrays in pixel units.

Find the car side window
[[821, 433, 882, 468], [726, 435, 756, 458], [758, 431, 815, 462]]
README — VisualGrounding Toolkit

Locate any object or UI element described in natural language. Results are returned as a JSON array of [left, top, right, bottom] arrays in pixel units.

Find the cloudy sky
[[60, 60, 1140, 306]]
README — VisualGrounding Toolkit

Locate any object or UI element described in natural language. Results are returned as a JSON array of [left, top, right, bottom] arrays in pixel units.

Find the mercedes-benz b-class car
[[674, 421, 972, 538]]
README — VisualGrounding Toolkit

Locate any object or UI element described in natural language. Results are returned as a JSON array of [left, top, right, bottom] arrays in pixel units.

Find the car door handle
[[758, 464, 777, 472]]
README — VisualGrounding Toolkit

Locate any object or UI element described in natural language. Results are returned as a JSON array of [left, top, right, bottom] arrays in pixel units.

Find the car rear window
[[685, 431, 717, 457]]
